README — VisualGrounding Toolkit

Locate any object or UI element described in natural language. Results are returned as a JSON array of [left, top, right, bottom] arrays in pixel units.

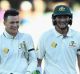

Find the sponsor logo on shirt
[[51, 41, 57, 48], [69, 41, 76, 47]]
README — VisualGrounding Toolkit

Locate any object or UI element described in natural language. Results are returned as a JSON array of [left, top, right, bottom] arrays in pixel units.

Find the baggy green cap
[[53, 5, 72, 17]]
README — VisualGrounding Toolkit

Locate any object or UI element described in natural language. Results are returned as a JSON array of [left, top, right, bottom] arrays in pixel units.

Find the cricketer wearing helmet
[[0, 9, 37, 74], [37, 5, 80, 74]]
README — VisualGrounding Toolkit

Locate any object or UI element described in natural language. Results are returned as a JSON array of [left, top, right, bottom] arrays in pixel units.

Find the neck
[[6, 30, 17, 37], [55, 26, 69, 36]]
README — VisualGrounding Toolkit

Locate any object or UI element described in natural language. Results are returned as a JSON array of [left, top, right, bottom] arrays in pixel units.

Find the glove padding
[[32, 70, 40, 74]]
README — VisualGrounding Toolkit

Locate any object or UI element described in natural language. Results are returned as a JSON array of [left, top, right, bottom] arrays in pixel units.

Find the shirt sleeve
[[26, 35, 34, 50], [27, 50, 37, 73], [24, 34, 37, 73]]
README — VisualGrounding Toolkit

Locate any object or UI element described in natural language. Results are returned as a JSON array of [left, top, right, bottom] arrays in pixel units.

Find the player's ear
[[68, 18, 72, 25], [3, 20, 7, 26], [52, 16, 57, 26]]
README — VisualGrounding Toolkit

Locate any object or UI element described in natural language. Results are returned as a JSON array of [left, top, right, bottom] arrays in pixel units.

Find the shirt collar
[[3, 30, 19, 39], [67, 28, 72, 37], [53, 28, 72, 37], [53, 28, 62, 37]]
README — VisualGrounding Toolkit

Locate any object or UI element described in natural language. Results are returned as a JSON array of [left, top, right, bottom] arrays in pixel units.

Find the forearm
[[27, 51, 37, 73], [78, 62, 80, 72], [78, 64, 80, 73], [37, 58, 43, 74], [37, 58, 42, 67], [77, 55, 80, 72]]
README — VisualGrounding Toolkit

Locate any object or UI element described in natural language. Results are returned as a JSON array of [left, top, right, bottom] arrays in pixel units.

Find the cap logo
[[59, 6, 65, 11]]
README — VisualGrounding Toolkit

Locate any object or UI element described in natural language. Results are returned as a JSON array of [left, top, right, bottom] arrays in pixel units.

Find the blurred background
[[0, 0, 80, 73], [0, 0, 80, 45]]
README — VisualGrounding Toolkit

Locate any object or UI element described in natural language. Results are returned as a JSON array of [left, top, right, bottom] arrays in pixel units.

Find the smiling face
[[55, 15, 70, 29], [4, 15, 19, 36]]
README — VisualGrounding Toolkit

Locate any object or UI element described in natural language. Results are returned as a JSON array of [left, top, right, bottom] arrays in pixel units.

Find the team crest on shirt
[[51, 41, 57, 48], [69, 41, 76, 47], [3, 48, 9, 54]]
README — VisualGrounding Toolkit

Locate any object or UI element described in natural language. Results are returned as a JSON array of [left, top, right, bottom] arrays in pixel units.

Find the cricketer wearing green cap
[[37, 5, 80, 74], [53, 5, 72, 17]]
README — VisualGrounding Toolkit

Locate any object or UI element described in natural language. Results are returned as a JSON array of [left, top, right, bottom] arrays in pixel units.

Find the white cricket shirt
[[37, 28, 80, 74], [0, 31, 37, 74]]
